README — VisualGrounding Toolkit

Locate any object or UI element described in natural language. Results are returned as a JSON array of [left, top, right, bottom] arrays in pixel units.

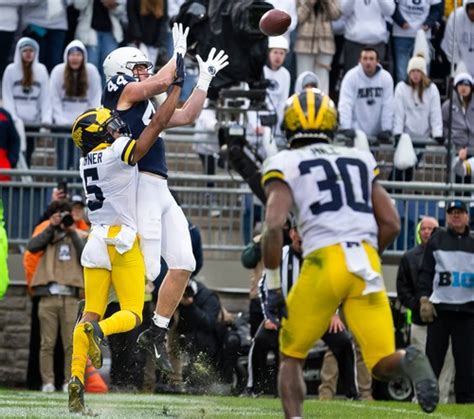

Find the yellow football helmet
[[282, 88, 337, 146], [71, 107, 130, 155]]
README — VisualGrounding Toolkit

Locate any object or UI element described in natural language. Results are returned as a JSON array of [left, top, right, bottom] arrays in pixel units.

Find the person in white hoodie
[[50, 40, 101, 170], [392, 55, 443, 181], [2, 37, 52, 166], [341, 0, 395, 72], [338, 47, 394, 142], [442, 0, 474, 77]]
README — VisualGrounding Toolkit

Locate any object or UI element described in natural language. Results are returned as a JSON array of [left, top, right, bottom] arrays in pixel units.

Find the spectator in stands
[[396, 216, 455, 404], [392, 54, 443, 181], [294, 71, 320, 94], [265, 36, 291, 137], [50, 40, 101, 170], [294, 0, 341, 94], [27, 199, 86, 393], [418, 200, 474, 404], [338, 47, 394, 142], [0, 3, 20, 82], [442, 72, 474, 157], [125, 0, 167, 69], [392, 0, 443, 84], [2, 37, 51, 167], [341, 0, 395, 72], [442, 0, 474, 77], [73, 0, 126, 84], [21, 0, 69, 72], [0, 107, 21, 181]]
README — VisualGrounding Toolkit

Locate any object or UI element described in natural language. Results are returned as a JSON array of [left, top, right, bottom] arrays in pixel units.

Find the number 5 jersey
[[262, 143, 380, 257]]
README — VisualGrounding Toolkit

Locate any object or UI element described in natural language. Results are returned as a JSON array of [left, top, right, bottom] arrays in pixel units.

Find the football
[[259, 9, 291, 37]]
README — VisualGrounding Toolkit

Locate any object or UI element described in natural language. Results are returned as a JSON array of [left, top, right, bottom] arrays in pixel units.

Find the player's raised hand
[[172, 22, 189, 58], [172, 53, 185, 87], [196, 48, 229, 91]]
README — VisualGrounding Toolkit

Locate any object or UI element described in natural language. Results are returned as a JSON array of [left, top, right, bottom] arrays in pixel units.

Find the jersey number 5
[[299, 157, 372, 215], [84, 168, 105, 211]]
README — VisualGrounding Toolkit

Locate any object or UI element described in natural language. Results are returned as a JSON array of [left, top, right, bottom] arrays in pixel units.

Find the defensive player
[[261, 88, 439, 417], [67, 55, 184, 413], [102, 24, 229, 372]]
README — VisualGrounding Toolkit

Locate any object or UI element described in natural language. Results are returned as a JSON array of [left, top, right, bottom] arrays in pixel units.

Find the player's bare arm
[[372, 181, 400, 253], [166, 47, 229, 128], [131, 55, 185, 163], [262, 181, 293, 269]]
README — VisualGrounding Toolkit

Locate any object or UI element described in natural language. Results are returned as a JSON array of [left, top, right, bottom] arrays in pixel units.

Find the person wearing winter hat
[[392, 54, 443, 182], [50, 40, 102, 170], [1, 37, 52, 167], [294, 71, 320, 94]]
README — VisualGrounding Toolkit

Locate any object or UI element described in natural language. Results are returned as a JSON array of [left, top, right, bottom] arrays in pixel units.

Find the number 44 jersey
[[80, 136, 138, 230], [262, 143, 380, 257]]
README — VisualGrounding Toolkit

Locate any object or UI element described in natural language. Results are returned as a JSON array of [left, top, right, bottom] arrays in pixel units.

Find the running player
[[261, 88, 439, 417], [67, 55, 184, 413], [101, 24, 228, 372]]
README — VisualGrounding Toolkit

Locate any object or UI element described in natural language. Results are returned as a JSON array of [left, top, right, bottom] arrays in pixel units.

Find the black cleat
[[401, 346, 439, 413], [84, 321, 104, 369], [68, 376, 85, 413], [137, 325, 174, 374]]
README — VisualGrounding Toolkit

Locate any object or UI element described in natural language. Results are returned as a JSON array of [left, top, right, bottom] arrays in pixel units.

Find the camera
[[60, 212, 74, 228]]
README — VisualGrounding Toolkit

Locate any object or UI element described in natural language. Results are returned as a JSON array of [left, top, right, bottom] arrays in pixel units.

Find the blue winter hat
[[446, 200, 468, 213], [19, 38, 36, 52]]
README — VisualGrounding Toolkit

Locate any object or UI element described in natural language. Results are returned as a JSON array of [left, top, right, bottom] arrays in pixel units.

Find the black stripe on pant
[[426, 310, 474, 403]]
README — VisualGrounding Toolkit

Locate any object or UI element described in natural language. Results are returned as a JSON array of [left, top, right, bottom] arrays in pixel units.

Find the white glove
[[172, 22, 189, 58], [196, 47, 229, 92]]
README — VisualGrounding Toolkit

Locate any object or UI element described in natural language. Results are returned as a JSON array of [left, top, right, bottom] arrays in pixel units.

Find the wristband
[[196, 73, 212, 92], [265, 268, 281, 290]]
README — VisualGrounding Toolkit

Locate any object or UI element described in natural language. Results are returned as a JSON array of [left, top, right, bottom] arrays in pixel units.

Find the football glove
[[266, 288, 287, 326], [172, 53, 185, 87], [196, 47, 229, 92], [172, 23, 189, 59]]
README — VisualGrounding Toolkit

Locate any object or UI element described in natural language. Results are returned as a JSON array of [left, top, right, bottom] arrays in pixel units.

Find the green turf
[[0, 389, 473, 418]]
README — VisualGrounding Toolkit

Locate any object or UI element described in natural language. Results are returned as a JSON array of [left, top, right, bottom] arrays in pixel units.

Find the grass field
[[0, 390, 473, 418]]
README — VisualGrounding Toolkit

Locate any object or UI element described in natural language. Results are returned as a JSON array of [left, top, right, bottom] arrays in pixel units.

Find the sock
[[70, 323, 88, 384], [99, 310, 136, 336], [152, 313, 170, 328]]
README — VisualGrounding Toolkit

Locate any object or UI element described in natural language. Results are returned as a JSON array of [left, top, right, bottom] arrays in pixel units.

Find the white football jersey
[[263, 143, 379, 257], [80, 136, 138, 229]]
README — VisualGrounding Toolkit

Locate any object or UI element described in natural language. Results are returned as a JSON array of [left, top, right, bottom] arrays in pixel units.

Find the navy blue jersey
[[102, 74, 168, 177]]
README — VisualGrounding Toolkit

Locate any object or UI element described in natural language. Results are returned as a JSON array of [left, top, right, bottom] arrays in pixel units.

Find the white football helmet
[[103, 47, 153, 81]]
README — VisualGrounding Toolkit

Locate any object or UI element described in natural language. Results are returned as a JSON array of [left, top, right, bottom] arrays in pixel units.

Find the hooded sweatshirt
[[294, 71, 321, 94], [49, 40, 102, 126], [341, 0, 395, 44], [1, 37, 52, 124], [441, 0, 474, 76], [393, 80, 443, 143], [338, 63, 394, 136]]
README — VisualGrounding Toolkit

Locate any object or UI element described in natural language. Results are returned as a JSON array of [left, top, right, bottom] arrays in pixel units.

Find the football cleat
[[84, 321, 104, 369], [68, 376, 85, 413], [137, 324, 174, 374], [401, 346, 439, 413]]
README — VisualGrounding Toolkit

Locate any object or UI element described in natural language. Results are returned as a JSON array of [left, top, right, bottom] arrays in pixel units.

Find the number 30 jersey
[[102, 74, 168, 178], [80, 136, 138, 230], [262, 143, 380, 257]]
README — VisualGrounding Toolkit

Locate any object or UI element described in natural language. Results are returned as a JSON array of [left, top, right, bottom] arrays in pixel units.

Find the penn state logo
[[208, 65, 217, 76], [268, 79, 279, 91]]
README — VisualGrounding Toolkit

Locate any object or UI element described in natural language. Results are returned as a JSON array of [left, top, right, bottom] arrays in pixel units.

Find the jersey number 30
[[84, 168, 105, 211], [299, 157, 371, 215]]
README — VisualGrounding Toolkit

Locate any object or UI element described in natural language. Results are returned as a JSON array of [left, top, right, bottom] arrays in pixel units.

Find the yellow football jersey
[[262, 143, 380, 257]]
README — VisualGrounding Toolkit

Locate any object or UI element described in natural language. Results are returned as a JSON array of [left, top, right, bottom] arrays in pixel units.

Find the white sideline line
[[330, 401, 456, 418]]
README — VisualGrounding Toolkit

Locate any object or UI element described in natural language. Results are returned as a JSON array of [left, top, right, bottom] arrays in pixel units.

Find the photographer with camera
[[27, 199, 86, 393]]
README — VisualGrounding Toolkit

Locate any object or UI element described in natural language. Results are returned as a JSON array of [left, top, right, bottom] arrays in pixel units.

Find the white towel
[[341, 241, 384, 295], [103, 225, 136, 254]]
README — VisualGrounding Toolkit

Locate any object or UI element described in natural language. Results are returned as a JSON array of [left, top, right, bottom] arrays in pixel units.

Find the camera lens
[[61, 213, 74, 228]]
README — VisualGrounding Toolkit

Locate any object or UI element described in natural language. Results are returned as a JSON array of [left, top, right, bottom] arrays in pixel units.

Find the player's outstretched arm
[[131, 54, 185, 163], [166, 47, 229, 128], [372, 181, 400, 253], [118, 23, 189, 106]]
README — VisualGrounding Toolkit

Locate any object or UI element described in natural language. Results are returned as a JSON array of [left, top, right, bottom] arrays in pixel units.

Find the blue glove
[[266, 288, 287, 326], [172, 52, 185, 87]]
